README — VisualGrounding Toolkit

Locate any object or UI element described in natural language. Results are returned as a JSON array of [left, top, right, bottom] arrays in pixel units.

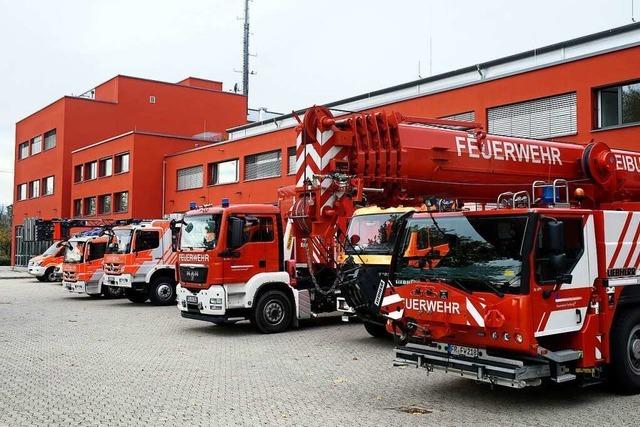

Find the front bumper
[[394, 342, 549, 389], [63, 280, 101, 295], [177, 284, 229, 317], [104, 273, 133, 288], [28, 265, 46, 277]]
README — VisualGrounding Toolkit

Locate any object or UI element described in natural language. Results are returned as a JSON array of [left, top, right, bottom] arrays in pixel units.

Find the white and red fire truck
[[290, 106, 640, 393], [28, 241, 65, 282], [102, 220, 178, 305]]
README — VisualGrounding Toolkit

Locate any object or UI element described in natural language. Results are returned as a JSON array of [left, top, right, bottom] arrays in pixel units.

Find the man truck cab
[[102, 220, 178, 305], [61, 234, 123, 298]]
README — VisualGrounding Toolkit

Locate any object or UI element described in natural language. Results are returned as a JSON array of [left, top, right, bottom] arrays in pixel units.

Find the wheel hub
[[264, 300, 284, 324], [157, 283, 172, 300], [632, 338, 640, 360]]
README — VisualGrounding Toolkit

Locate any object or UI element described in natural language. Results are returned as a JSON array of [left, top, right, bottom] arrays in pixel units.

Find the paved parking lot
[[1, 278, 640, 426]]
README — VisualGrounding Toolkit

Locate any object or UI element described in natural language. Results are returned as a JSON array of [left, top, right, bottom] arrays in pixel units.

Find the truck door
[[531, 214, 596, 338], [132, 230, 161, 280], [222, 215, 275, 284]]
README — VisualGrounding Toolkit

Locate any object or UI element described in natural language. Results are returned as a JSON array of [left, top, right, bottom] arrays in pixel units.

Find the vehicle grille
[[63, 271, 77, 282], [104, 263, 123, 274], [179, 266, 208, 284]]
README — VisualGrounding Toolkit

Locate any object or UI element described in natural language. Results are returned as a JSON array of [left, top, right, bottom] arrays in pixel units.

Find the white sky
[[0, 0, 636, 206]]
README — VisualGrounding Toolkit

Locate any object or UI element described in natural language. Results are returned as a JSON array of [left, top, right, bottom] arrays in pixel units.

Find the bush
[[0, 257, 10, 266]]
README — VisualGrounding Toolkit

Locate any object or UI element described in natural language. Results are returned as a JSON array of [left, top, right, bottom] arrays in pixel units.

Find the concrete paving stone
[[1, 278, 640, 426]]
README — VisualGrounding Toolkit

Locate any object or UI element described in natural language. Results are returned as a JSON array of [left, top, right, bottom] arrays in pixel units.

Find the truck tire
[[251, 290, 293, 334], [126, 289, 148, 304], [148, 276, 176, 306], [610, 308, 640, 394], [103, 286, 125, 299], [36, 275, 47, 282], [45, 267, 57, 282], [363, 321, 388, 338]]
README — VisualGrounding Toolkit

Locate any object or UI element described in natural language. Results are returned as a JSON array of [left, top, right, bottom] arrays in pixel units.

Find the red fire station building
[[11, 22, 640, 265]]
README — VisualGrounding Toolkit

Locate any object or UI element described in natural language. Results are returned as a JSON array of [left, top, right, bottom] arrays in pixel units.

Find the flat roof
[[71, 130, 212, 154], [228, 21, 640, 140]]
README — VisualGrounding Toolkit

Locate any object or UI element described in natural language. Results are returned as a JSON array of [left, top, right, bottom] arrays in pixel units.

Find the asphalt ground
[[1, 277, 639, 426]]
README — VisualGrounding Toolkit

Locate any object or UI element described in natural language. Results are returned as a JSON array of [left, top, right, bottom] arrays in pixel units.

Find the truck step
[[551, 373, 577, 384]]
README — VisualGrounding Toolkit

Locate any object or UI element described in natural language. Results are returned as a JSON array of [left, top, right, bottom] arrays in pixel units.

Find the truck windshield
[[181, 214, 222, 250], [395, 214, 529, 294], [42, 241, 61, 256], [346, 213, 403, 255], [106, 229, 133, 254], [64, 241, 86, 263]]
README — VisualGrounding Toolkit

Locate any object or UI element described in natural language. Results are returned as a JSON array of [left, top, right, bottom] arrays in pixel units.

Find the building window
[[73, 199, 82, 216], [19, 142, 29, 159], [208, 159, 238, 185], [30, 135, 42, 155], [597, 81, 640, 128], [114, 191, 128, 213], [177, 165, 203, 190], [99, 157, 113, 177], [44, 129, 56, 150], [98, 194, 112, 214], [287, 147, 296, 175], [488, 92, 577, 139], [441, 111, 476, 122], [115, 152, 130, 173], [244, 150, 281, 181], [42, 176, 54, 196], [74, 164, 84, 183], [17, 183, 27, 201], [84, 197, 96, 216], [29, 180, 40, 198], [85, 161, 97, 180]]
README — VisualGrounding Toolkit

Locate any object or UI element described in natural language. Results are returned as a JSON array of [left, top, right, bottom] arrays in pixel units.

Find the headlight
[[210, 298, 223, 305]]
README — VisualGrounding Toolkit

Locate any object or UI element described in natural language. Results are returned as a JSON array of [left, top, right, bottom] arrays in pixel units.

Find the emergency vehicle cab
[[28, 241, 65, 282]]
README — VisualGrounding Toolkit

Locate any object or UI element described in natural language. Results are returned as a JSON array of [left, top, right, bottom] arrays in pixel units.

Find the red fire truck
[[61, 231, 125, 298], [292, 106, 640, 393], [102, 220, 178, 305]]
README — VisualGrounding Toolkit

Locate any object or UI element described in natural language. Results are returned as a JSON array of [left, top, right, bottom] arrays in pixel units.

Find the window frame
[[73, 199, 82, 217], [18, 142, 30, 160], [244, 149, 282, 181], [17, 183, 27, 201], [74, 164, 84, 183], [177, 165, 204, 191], [98, 157, 113, 178], [43, 129, 56, 150], [114, 191, 129, 213], [29, 179, 40, 199], [208, 159, 239, 186], [83, 196, 97, 216], [84, 161, 98, 181], [42, 176, 54, 196], [98, 194, 112, 215], [287, 147, 296, 176], [30, 135, 43, 156], [596, 80, 640, 130], [114, 152, 130, 174]]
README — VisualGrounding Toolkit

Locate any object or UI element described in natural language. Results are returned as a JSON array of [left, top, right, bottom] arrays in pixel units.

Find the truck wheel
[[103, 286, 125, 299], [45, 267, 57, 282], [251, 290, 293, 334], [363, 321, 388, 338], [148, 276, 176, 306], [126, 289, 148, 304], [36, 275, 47, 282], [610, 309, 640, 394]]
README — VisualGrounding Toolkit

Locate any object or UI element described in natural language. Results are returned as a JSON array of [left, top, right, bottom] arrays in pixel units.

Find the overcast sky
[[0, 0, 636, 205]]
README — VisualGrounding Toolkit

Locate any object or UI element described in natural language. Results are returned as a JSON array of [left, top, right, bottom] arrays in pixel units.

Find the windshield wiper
[[413, 274, 474, 295], [461, 276, 505, 298]]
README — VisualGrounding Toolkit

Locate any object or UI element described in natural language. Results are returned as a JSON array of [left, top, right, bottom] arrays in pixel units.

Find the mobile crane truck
[[292, 106, 640, 393], [102, 220, 178, 305]]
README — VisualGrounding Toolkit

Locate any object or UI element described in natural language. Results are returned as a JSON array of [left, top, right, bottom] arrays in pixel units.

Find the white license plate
[[186, 296, 198, 304], [448, 345, 479, 358]]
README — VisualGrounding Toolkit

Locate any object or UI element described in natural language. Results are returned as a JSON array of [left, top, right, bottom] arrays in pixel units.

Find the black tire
[[103, 286, 125, 299], [148, 276, 176, 306], [44, 267, 57, 282], [363, 320, 388, 338], [36, 275, 47, 282], [251, 290, 293, 334], [610, 308, 640, 394], [88, 294, 102, 299], [126, 289, 148, 304]]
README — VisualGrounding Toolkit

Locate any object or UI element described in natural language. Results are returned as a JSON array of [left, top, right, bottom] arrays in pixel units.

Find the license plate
[[448, 345, 479, 358], [186, 296, 198, 304]]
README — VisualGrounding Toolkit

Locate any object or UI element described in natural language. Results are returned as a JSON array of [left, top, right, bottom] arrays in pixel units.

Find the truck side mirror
[[228, 217, 245, 249]]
